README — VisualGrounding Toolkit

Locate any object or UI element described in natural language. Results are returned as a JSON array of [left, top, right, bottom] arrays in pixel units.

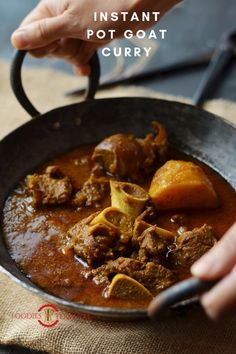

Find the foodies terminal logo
[[11, 303, 81, 328], [38, 304, 59, 328]]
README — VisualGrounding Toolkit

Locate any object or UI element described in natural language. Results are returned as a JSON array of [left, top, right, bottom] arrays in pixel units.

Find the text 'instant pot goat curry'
[[3, 121, 236, 309]]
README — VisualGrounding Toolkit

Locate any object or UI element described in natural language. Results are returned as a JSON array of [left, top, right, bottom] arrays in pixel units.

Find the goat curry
[[3, 122, 236, 309]]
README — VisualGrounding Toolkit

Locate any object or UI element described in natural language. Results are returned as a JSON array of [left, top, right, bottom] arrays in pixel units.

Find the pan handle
[[10, 50, 100, 118], [148, 277, 218, 320]]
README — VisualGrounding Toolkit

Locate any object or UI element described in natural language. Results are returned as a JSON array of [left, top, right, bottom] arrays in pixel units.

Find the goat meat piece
[[92, 133, 144, 179], [92, 121, 168, 180], [136, 226, 172, 263], [88, 257, 176, 295], [27, 165, 72, 206], [138, 121, 168, 172], [68, 215, 132, 266], [172, 224, 216, 270], [73, 178, 109, 207]]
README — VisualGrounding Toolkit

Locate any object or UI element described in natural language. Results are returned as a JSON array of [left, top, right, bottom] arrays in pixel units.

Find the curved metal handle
[[192, 28, 236, 106], [148, 277, 218, 320], [10, 50, 100, 118]]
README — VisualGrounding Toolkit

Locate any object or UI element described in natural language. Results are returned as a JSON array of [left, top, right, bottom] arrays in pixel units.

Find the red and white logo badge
[[37, 303, 60, 328]]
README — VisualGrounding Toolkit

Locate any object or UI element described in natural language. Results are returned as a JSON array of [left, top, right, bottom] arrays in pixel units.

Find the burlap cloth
[[0, 59, 236, 354]]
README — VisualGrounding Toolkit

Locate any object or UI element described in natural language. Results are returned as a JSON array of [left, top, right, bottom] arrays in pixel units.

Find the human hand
[[11, 0, 180, 75], [191, 222, 236, 320]]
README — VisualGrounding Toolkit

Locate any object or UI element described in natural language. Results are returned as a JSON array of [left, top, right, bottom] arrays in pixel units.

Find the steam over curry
[[3, 122, 236, 308]]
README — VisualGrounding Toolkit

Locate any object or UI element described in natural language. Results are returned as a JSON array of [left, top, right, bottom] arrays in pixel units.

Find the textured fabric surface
[[0, 59, 236, 354]]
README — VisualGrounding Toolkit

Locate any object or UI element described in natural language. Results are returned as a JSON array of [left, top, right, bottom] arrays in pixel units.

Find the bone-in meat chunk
[[92, 133, 144, 179], [27, 166, 72, 206], [89, 257, 176, 295], [68, 213, 132, 266], [92, 121, 168, 180]]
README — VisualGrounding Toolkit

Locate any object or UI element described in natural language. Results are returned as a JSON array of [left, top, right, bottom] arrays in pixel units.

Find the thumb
[[11, 15, 68, 50], [191, 223, 236, 279]]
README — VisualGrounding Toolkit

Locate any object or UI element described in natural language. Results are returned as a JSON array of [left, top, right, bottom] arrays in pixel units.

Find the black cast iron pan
[[0, 50, 235, 320]]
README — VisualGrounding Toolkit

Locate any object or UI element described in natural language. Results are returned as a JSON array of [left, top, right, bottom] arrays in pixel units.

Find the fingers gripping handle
[[10, 50, 100, 118], [148, 277, 218, 320]]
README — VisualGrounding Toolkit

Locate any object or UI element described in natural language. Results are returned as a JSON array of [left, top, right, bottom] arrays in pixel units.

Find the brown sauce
[[3, 145, 236, 309]]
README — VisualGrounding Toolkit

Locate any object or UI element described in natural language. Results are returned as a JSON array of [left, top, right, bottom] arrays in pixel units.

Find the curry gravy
[[3, 146, 236, 309]]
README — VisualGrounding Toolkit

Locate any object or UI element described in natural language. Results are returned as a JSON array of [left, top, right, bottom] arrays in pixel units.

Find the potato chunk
[[149, 160, 218, 210]]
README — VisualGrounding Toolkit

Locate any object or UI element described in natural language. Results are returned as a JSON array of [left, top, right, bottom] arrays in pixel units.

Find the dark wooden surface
[[0, 0, 236, 353]]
